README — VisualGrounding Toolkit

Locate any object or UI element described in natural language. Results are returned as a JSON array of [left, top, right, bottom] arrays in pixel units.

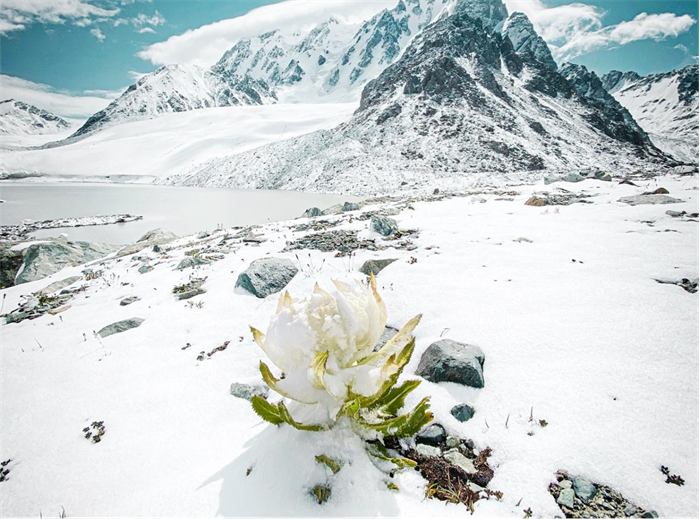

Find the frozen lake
[[0, 183, 357, 244]]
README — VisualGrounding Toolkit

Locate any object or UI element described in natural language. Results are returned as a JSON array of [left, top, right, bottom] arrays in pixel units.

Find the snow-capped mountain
[[0, 99, 72, 135], [68, 64, 275, 139], [601, 65, 699, 163], [159, 9, 665, 195], [213, 0, 508, 102]]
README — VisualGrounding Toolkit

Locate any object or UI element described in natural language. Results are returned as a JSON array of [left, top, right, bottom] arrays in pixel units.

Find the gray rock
[[196, 231, 210, 239], [342, 202, 360, 212], [624, 505, 636, 516], [37, 276, 81, 295], [572, 476, 596, 504], [416, 339, 485, 388], [665, 210, 684, 217], [445, 436, 460, 448], [15, 240, 119, 284], [559, 480, 572, 489], [592, 171, 612, 181], [0, 246, 25, 288], [176, 256, 212, 270], [301, 207, 322, 218], [117, 228, 177, 256], [321, 204, 342, 216], [97, 317, 145, 338], [370, 215, 399, 237], [444, 451, 477, 474], [178, 288, 206, 300], [230, 383, 269, 401], [415, 444, 441, 457], [557, 488, 575, 508], [235, 258, 298, 298], [641, 512, 658, 518], [138, 264, 152, 274], [360, 258, 397, 276], [451, 403, 476, 422], [618, 195, 683, 206], [119, 296, 140, 306], [373, 326, 399, 352], [416, 423, 446, 446]]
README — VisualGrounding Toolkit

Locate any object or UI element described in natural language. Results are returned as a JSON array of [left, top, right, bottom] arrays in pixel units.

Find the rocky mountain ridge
[[0, 100, 72, 135]]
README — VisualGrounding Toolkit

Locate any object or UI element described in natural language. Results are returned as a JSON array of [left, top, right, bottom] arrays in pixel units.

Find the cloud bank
[[0, 75, 117, 118], [0, 0, 119, 35], [137, 0, 396, 67]]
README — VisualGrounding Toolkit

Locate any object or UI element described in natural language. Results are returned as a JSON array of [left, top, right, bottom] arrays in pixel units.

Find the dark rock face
[[502, 12, 557, 71], [360, 258, 397, 276], [97, 318, 145, 338], [0, 246, 24, 288], [451, 403, 476, 422], [416, 423, 447, 446], [235, 258, 298, 298], [559, 63, 654, 149], [416, 339, 485, 388]]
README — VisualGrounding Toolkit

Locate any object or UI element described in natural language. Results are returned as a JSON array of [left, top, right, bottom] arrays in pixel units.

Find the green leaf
[[365, 441, 417, 469], [251, 396, 283, 425], [373, 379, 422, 416], [277, 402, 325, 431], [315, 454, 343, 474], [358, 314, 422, 366], [259, 361, 318, 404], [393, 397, 433, 438]]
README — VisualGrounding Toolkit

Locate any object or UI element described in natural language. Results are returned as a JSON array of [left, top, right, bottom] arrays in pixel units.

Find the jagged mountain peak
[[502, 11, 557, 71], [0, 99, 72, 135]]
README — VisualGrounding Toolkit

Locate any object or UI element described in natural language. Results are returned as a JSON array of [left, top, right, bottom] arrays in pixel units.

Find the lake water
[[0, 183, 358, 244]]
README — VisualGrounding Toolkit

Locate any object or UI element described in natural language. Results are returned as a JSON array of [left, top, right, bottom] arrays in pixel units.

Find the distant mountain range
[[602, 65, 698, 163], [0, 0, 696, 193], [0, 100, 72, 135]]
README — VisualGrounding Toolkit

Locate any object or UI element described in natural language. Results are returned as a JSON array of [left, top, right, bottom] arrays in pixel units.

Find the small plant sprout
[[249, 274, 432, 465]]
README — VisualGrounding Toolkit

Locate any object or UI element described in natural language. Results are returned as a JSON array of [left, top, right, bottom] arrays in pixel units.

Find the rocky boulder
[[360, 258, 397, 276], [97, 317, 145, 338], [301, 207, 322, 218], [15, 239, 119, 285], [0, 246, 26, 288], [235, 258, 298, 298], [416, 339, 485, 388], [618, 194, 683, 206], [117, 228, 178, 257], [342, 202, 360, 212], [370, 215, 399, 236], [451, 403, 476, 422]]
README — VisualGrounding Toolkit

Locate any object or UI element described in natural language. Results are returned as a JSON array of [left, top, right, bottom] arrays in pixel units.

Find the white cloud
[[0, 75, 115, 118], [90, 27, 106, 42], [504, 0, 696, 63], [137, 0, 396, 67], [0, 0, 120, 35], [137, 27, 156, 34], [674, 43, 689, 53], [127, 70, 148, 81]]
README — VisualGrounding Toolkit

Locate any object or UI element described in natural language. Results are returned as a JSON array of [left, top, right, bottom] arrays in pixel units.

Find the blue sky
[[0, 0, 697, 117]]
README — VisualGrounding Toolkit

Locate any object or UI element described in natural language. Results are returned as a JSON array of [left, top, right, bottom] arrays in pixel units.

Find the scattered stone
[[513, 237, 533, 243], [646, 187, 669, 195], [416, 444, 442, 458], [591, 171, 612, 182], [117, 228, 178, 256], [572, 476, 596, 504], [666, 210, 684, 217], [119, 296, 140, 306], [178, 288, 206, 300], [37, 276, 81, 295], [235, 258, 298, 298], [341, 202, 360, 212], [433, 188, 440, 195], [360, 258, 397, 277], [445, 436, 460, 449], [619, 179, 638, 186], [301, 207, 322, 218], [559, 480, 572, 489], [416, 339, 485, 388], [618, 194, 682, 206], [374, 326, 399, 352], [557, 488, 575, 508], [451, 403, 475, 422], [321, 204, 342, 216], [655, 278, 698, 294], [545, 173, 585, 184], [196, 231, 210, 239], [230, 383, 269, 401], [138, 264, 152, 274], [370, 215, 399, 237], [443, 451, 477, 474], [176, 256, 212, 270], [525, 196, 547, 206], [97, 318, 145, 338], [285, 230, 380, 256], [416, 424, 446, 446]]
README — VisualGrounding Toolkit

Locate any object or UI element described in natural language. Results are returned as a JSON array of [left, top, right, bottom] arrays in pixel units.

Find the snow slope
[[67, 64, 276, 139], [1, 174, 697, 517], [602, 66, 699, 163], [0, 99, 73, 135], [0, 103, 356, 182]]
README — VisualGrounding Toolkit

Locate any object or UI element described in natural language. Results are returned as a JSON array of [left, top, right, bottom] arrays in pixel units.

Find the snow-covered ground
[[1, 174, 697, 517], [0, 103, 356, 182]]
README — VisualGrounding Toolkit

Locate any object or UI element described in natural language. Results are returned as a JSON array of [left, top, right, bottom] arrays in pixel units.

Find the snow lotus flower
[[250, 274, 432, 439]]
